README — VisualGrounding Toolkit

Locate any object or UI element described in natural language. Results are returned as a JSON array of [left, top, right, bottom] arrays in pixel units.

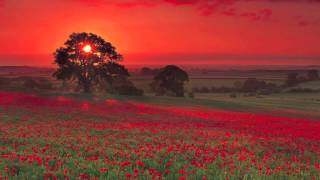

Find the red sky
[[0, 0, 320, 66]]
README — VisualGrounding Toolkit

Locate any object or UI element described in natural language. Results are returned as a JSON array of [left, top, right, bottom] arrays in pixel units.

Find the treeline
[[286, 69, 319, 86], [0, 76, 54, 91], [0, 65, 190, 97], [192, 79, 280, 95], [192, 69, 320, 95], [1, 66, 319, 98]]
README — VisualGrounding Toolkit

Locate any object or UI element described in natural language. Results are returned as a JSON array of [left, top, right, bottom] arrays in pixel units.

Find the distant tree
[[307, 69, 319, 81], [53, 32, 128, 93], [151, 65, 189, 97], [210, 86, 216, 92], [113, 82, 144, 96], [230, 93, 237, 98], [242, 78, 266, 92], [286, 72, 299, 87], [264, 82, 279, 93], [200, 86, 210, 93], [188, 91, 195, 98], [101, 74, 144, 96]]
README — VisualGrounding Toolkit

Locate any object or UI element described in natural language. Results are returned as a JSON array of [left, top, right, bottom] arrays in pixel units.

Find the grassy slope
[[39, 91, 320, 119], [196, 93, 320, 111], [295, 80, 320, 90], [195, 93, 320, 118], [130, 80, 320, 119]]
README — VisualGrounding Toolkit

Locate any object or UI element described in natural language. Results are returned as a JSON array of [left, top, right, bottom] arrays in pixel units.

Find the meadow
[[0, 67, 320, 179], [0, 92, 320, 179], [130, 71, 286, 93]]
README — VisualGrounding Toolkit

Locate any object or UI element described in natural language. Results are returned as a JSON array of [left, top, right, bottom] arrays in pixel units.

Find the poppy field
[[0, 92, 319, 179]]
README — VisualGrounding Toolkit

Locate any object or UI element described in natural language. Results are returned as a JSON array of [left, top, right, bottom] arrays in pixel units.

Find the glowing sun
[[82, 44, 92, 53]]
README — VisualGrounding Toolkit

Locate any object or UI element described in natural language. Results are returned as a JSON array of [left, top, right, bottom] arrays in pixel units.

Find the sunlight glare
[[82, 44, 92, 53]]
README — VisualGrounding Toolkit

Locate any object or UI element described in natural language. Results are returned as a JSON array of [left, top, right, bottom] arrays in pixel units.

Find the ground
[[195, 93, 320, 118], [0, 67, 319, 179], [0, 92, 319, 179]]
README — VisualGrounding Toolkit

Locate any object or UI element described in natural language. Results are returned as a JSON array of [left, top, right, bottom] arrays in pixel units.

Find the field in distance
[[0, 66, 319, 119]]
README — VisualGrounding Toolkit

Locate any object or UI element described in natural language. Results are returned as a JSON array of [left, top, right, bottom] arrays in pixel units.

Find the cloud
[[295, 17, 320, 27], [71, 0, 320, 23], [71, 0, 106, 7], [116, 1, 157, 8], [294, 20, 319, 27]]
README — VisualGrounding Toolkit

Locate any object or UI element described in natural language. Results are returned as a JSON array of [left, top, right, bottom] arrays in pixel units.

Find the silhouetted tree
[[53, 32, 128, 93], [151, 65, 189, 97], [307, 69, 319, 81], [286, 72, 299, 87], [242, 78, 266, 92]]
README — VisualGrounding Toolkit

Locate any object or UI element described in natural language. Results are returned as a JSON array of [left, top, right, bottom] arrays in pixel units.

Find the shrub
[[286, 72, 299, 87], [214, 86, 234, 93], [244, 92, 256, 97], [37, 79, 53, 90], [307, 69, 319, 81], [188, 92, 195, 98], [258, 83, 280, 95], [210, 86, 216, 92], [22, 78, 53, 90], [242, 78, 266, 92], [200, 87, 210, 93], [0, 77, 11, 88], [230, 93, 237, 98], [115, 85, 144, 96], [192, 87, 200, 93], [193, 86, 236, 93], [287, 88, 317, 93]]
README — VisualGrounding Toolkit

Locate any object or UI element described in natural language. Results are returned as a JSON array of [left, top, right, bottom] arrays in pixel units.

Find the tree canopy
[[151, 65, 189, 97], [53, 32, 129, 93], [307, 69, 319, 81]]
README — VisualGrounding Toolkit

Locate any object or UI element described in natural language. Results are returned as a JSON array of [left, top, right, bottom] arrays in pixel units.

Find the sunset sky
[[0, 0, 320, 66]]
